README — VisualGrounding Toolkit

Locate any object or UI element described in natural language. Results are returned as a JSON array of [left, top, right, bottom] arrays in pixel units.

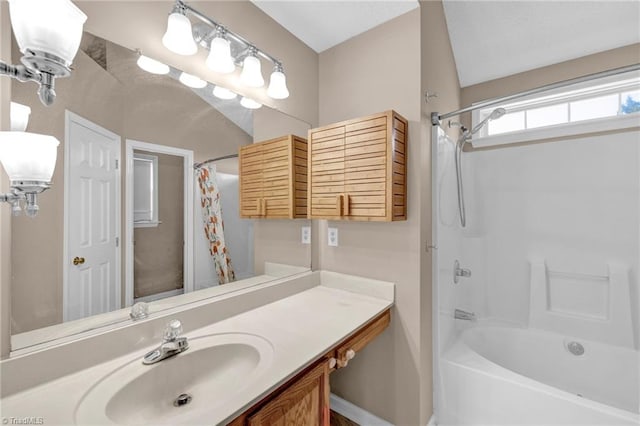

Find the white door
[[64, 111, 121, 322]]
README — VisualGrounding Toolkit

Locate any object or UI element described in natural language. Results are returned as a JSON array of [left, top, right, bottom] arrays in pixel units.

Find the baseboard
[[330, 393, 394, 426]]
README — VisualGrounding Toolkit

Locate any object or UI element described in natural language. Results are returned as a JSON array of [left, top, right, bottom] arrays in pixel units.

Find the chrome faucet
[[454, 260, 472, 284], [454, 309, 476, 321], [142, 319, 189, 365]]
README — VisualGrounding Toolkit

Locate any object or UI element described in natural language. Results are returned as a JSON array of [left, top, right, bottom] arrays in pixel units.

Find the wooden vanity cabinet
[[240, 135, 308, 219], [228, 308, 391, 426], [308, 111, 407, 221]]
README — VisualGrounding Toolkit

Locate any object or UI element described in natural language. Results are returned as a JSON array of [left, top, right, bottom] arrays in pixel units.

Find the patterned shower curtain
[[196, 165, 235, 284]]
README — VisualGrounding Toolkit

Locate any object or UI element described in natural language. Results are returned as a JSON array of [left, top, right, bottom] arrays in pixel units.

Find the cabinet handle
[[328, 357, 337, 369], [343, 194, 350, 216], [336, 349, 356, 368], [346, 349, 356, 361], [335, 194, 343, 217]]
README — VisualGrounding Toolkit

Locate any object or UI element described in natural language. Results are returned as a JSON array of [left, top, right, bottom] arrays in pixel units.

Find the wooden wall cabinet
[[308, 110, 407, 221], [228, 309, 391, 426], [240, 135, 308, 219]]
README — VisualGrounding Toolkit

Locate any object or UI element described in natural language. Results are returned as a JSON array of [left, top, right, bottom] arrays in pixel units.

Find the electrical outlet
[[301, 226, 311, 244], [328, 227, 338, 247]]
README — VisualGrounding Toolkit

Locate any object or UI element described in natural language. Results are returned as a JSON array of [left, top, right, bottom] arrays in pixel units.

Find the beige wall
[[460, 43, 640, 128], [133, 152, 184, 298], [1, 1, 12, 359], [318, 9, 424, 425]]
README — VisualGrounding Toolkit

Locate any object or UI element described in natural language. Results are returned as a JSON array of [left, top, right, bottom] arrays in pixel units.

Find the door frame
[[63, 111, 122, 322], [125, 139, 194, 307]]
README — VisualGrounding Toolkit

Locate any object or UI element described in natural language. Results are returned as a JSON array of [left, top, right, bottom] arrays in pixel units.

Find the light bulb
[[162, 12, 198, 56], [267, 69, 289, 99], [137, 55, 170, 75], [240, 97, 262, 109], [179, 72, 207, 89], [240, 54, 264, 88], [10, 102, 31, 131], [0, 132, 59, 183], [206, 36, 235, 74], [213, 86, 237, 100]]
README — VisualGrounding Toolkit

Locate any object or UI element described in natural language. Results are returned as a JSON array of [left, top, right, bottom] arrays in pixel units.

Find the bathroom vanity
[[0, 271, 394, 425]]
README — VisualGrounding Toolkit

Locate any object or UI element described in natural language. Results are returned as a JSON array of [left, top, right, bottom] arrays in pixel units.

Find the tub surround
[[0, 270, 394, 425]]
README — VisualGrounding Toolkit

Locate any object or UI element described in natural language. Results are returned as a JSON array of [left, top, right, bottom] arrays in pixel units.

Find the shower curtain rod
[[194, 153, 238, 169], [430, 63, 640, 126]]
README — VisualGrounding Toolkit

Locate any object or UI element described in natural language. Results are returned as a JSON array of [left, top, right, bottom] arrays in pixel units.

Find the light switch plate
[[301, 226, 311, 244], [328, 227, 338, 247]]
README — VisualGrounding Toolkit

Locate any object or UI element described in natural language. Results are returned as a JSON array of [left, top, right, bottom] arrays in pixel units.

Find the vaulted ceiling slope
[[443, 0, 640, 87], [251, 0, 419, 53]]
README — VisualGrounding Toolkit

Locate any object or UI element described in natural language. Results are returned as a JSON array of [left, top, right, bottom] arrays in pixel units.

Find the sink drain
[[173, 393, 192, 407], [567, 341, 585, 356]]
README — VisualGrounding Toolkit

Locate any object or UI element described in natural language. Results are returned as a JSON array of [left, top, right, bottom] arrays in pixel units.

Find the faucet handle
[[164, 319, 183, 341]]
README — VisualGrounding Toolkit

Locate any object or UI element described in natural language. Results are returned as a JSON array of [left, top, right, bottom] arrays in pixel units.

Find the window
[[133, 153, 159, 227], [472, 70, 640, 146]]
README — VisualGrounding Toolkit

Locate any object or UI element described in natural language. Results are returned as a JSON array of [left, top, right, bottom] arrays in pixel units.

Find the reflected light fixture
[[240, 97, 262, 110], [10, 102, 32, 132], [162, 3, 198, 56], [179, 71, 207, 88], [240, 49, 264, 88], [213, 86, 237, 100], [163, 0, 290, 100], [206, 30, 236, 74], [267, 63, 290, 100], [0, 0, 87, 106], [136, 54, 170, 75], [0, 132, 60, 217]]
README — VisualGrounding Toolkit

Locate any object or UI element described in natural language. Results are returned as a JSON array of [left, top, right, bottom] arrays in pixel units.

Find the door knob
[[73, 256, 85, 266]]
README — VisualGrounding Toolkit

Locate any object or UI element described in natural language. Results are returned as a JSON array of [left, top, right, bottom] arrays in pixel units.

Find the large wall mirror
[[9, 29, 311, 352]]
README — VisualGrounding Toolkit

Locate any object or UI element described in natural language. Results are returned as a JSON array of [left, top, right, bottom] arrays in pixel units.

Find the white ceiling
[[251, 1, 639, 87], [443, 0, 640, 87], [251, 0, 419, 52]]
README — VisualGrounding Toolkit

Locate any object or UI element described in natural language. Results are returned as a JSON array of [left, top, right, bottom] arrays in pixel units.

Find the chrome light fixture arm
[[0, 58, 64, 107], [176, 0, 283, 68]]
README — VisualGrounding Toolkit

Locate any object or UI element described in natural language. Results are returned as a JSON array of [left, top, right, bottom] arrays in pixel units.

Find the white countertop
[[1, 272, 393, 425]]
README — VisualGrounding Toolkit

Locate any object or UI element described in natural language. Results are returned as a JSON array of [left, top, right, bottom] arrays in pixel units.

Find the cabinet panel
[[308, 111, 407, 221], [239, 135, 307, 219]]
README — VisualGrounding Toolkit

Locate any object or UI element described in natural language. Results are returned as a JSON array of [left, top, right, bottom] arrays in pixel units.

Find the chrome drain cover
[[567, 341, 584, 356], [173, 393, 192, 407]]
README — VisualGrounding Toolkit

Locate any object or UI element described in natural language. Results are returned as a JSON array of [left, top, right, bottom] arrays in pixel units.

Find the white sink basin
[[75, 333, 274, 425]]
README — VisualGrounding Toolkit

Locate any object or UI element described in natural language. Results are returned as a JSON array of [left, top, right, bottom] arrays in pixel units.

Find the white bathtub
[[438, 323, 640, 425]]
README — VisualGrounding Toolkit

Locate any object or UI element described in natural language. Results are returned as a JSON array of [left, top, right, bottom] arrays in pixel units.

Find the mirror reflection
[[9, 32, 311, 350]]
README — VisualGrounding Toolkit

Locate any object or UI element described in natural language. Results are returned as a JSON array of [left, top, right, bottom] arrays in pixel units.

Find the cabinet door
[[261, 138, 292, 218], [309, 125, 345, 219], [247, 361, 330, 426], [240, 143, 263, 218], [343, 115, 388, 219]]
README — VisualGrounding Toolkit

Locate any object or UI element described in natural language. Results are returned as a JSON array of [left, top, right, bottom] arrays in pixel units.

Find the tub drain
[[567, 341, 584, 356], [173, 393, 192, 407]]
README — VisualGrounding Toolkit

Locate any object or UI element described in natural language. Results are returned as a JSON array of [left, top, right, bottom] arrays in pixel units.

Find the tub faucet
[[142, 319, 189, 365], [454, 260, 472, 284], [454, 309, 476, 321]]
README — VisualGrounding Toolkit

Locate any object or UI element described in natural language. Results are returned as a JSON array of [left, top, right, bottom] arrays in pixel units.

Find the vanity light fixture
[[10, 102, 31, 132], [267, 63, 290, 100], [179, 71, 207, 88], [213, 86, 237, 100], [162, 0, 290, 99], [240, 49, 264, 88], [136, 54, 170, 75], [0, 132, 60, 217], [0, 0, 87, 106], [240, 97, 262, 110], [162, 3, 198, 56], [206, 30, 236, 74]]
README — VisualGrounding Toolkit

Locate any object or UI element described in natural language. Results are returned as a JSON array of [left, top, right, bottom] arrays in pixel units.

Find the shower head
[[469, 107, 506, 136]]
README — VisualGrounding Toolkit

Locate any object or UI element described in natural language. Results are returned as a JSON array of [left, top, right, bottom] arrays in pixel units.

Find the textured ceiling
[[251, 0, 419, 52], [442, 0, 640, 87]]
